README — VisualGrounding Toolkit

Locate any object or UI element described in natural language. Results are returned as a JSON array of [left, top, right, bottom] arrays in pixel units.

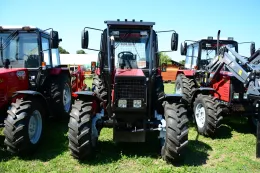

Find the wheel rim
[[63, 83, 72, 113], [175, 83, 182, 94], [28, 110, 42, 144], [195, 103, 206, 128]]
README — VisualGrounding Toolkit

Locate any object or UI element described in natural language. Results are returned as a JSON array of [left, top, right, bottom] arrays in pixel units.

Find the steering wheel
[[118, 51, 134, 60]]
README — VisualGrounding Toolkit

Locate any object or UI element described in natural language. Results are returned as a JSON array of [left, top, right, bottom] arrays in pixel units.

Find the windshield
[[111, 30, 151, 69], [0, 31, 39, 68], [199, 41, 236, 69]]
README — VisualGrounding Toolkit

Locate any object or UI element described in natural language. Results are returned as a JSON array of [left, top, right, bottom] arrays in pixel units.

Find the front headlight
[[133, 100, 142, 108], [233, 93, 239, 99], [118, 99, 127, 108]]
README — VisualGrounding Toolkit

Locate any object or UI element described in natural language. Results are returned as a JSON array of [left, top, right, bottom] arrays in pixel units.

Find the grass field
[[1, 79, 260, 173]]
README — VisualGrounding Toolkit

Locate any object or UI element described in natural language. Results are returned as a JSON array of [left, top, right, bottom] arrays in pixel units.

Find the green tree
[[158, 52, 171, 64], [179, 60, 185, 65], [58, 46, 70, 54], [76, 50, 86, 54]]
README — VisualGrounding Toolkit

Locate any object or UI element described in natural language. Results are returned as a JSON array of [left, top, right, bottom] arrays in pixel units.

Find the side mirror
[[171, 33, 178, 51], [50, 30, 59, 49], [180, 42, 187, 55], [250, 42, 256, 56], [81, 29, 89, 49], [161, 63, 167, 72], [91, 61, 96, 74]]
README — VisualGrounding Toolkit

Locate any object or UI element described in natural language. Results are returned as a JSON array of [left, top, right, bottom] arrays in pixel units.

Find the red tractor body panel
[[212, 72, 231, 102], [115, 69, 145, 77], [0, 68, 29, 109]]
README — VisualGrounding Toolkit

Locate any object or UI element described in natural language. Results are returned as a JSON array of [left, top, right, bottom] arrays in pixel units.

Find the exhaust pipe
[[216, 30, 221, 55]]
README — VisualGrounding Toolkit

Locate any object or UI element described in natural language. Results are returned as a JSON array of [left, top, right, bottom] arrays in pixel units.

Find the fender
[[73, 91, 104, 103], [177, 69, 195, 77], [158, 93, 183, 103], [12, 90, 51, 115], [192, 87, 220, 103]]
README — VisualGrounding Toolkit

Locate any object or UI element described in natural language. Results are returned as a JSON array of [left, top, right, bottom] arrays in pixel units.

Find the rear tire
[[193, 94, 223, 137], [175, 74, 195, 104], [4, 98, 45, 155], [161, 101, 189, 163], [50, 75, 72, 118], [68, 100, 96, 160], [92, 75, 107, 107]]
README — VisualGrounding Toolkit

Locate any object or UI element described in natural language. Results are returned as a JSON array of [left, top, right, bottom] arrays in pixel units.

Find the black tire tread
[[162, 102, 189, 163], [4, 98, 44, 155], [175, 74, 196, 103], [68, 100, 93, 160], [193, 94, 223, 136]]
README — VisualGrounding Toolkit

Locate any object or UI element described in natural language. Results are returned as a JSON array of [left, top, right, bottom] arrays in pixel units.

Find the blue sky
[[1, 0, 260, 62]]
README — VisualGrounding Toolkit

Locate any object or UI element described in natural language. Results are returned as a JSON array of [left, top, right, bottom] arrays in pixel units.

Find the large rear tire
[[50, 75, 72, 118], [92, 75, 107, 107], [68, 100, 96, 160], [4, 98, 45, 155], [193, 94, 223, 137], [175, 74, 195, 104], [161, 101, 189, 163]]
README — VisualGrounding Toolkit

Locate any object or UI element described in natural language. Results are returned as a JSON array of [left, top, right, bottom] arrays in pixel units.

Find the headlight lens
[[118, 99, 127, 108], [133, 100, 142, 108], [233, 93, 239, 99]]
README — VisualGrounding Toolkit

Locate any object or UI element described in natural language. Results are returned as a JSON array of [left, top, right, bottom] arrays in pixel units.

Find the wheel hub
[[63, 83, 72, 113], [28, 110, 42, 144], [195, 103, 206, 128]]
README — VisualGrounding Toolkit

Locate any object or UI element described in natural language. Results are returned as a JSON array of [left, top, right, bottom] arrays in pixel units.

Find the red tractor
[[0, 26, 72, 155], [67, 19, 189, 163], [174, 30, 260, 137]]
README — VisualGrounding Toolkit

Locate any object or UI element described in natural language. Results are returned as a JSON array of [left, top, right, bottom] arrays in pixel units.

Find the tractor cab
[[180, 37, 238, 70], [0, 26, 61, 69]]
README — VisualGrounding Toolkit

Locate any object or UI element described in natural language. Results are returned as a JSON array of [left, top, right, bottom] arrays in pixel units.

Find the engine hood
[[115, 69, 144, 77]]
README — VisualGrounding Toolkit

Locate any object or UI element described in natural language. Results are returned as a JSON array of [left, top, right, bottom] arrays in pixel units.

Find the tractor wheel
[[92, 75, 107, 107], [50, 75, 72, 117], [68, 100, 97, 160], [193, 94, 223, 137], [161, 101, 189, 163], [4, 98, 45, 155], [175, 74, 195, 104]]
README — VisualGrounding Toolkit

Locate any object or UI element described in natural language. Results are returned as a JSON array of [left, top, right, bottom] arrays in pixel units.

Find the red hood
[[0, 68, 27, 74], [115, 69, 144, 77]]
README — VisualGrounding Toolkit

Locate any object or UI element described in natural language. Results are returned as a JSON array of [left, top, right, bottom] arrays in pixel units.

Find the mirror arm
[[156, 50, 173, 54], [84, 27, 103, 32]]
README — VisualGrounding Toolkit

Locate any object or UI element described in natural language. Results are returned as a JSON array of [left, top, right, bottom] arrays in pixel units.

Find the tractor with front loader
[[68, 19, 189, 163], [0, 26, 72, 156], [174, 30, 260, 138]]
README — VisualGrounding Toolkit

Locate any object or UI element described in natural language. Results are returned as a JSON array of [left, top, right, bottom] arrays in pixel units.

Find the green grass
[[0, 80, 260, 172]]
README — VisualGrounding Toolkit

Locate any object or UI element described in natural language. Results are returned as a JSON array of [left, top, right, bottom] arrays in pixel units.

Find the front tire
[[4, 98, 45, 155], [161, 101, 189, 163], [193, 94, 223, 137], [68, 100, 96, 160]]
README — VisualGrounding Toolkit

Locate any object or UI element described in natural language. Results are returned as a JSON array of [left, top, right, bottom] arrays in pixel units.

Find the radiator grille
[[115, 78, 146, 107]]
